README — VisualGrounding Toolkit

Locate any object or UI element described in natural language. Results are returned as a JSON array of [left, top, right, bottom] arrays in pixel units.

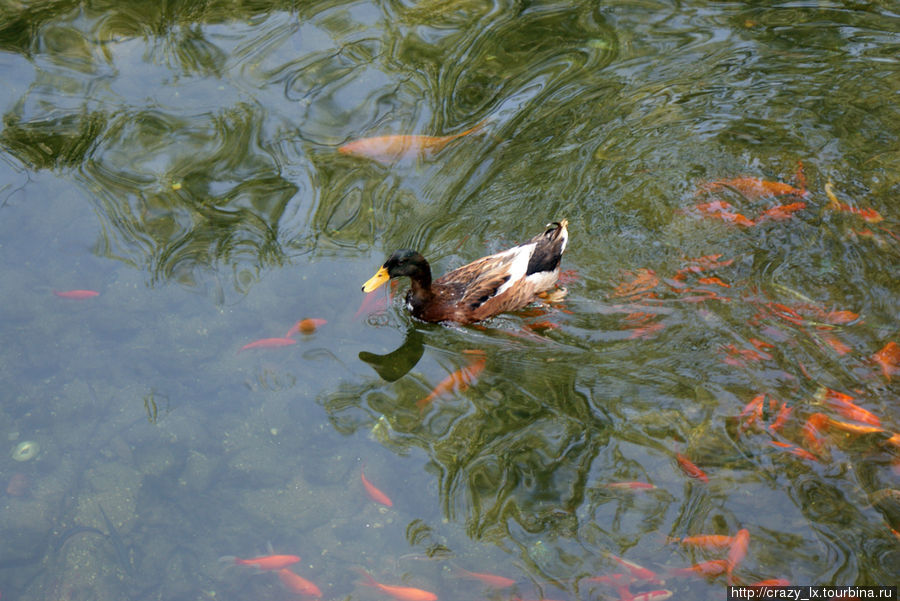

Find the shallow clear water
[[1, 1, 898, 600]]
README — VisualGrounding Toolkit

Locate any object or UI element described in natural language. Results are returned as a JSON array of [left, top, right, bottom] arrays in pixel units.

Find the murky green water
[[1, 0, 898, 599]]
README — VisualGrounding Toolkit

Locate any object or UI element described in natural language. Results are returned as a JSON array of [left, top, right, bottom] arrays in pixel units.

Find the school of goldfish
[[48, 152, 897, 601]]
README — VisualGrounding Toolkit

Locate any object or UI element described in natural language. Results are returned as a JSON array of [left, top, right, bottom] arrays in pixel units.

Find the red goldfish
[[768, 402, 792, 432], [873, 341, 899, 380], [53, 289, 100, 299], [697, 276, 730, 287], [339, 121, 485, 164], [416, 350, 486, 409], [454, 566, 516, 588], [360, 468, 393, 507], [769, 441, 818, 462], [820, 310, 859, 325], [824, 182, 883, 222], [755, 202, 806, 223], [629, 590, 673, 601], [285, 318, 326, 337], [819, 332, 852, 355], [356, 569, 438, 601], [278, 567, 322, 597], [674, 254, 734, 280], [611, 269, 659, 298], [230, 554, 301, 570], [832, 204, 883, 223], [355, 280, 398, 319], [675, 453, 708, 483], [748, 579, 791, 586], [238, 337, 297, 352], [585, 573, 632, 587]]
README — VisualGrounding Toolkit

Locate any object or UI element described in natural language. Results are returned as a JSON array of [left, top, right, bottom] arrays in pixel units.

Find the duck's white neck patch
[[495, 242, 535, 296]]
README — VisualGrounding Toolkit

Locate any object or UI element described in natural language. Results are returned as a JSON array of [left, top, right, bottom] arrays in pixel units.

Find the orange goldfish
[[675, 453, 708, 483], [748, 579, 791, 586], [416, 350, 486, 409], [238, 337, 297, 352], [228, 554, 301, 570], [825, 418, 885, 435], [360, 468, 393, 507], [278, 567, 322, 597], [356, 569, 438, 601], [454, 566, 516, 588], [726, 529, 750, 582], [670, 534, 735, 549], [338, 121, 485, 164], [667, 559, 728, 578], [285, 318, 327, 337], [815, 387, 881, 427], [873, 341, 899, 380], [802, 413, 829, 456], [698, 177, 807, 199], [674, 254, 734, 279]]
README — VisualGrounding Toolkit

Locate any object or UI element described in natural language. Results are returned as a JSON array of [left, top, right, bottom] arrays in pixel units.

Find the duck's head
[[362, 249, 431, 292]]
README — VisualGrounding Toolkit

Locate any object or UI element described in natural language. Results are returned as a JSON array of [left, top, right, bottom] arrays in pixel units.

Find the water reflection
[[1, 0, 900, 600]]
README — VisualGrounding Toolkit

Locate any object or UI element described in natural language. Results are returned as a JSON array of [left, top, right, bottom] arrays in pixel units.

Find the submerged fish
[[238, 337, 298, 352], [360, 468, 394, 507], [285, 318, 327, 337], [278, 567, 323, 597], [675, 453, 708, 483], [355, 569, 438, 601], [417, 350, 486, 409], [698, 177, 807, 199], [339, 121, 486, 164], [54, 289, 100, 299], [230, 554, 301, 570]]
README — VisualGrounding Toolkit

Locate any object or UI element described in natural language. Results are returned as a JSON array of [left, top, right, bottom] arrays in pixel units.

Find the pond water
[[1, 0, 898, 599]]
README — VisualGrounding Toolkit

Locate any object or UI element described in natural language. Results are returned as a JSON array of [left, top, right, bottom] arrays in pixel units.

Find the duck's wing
[[424, 220, 568, 323], [433, 246, 521, 311]]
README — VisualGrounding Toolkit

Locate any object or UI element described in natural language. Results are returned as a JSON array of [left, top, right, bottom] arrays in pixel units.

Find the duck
[[361, 220, 569, 324]]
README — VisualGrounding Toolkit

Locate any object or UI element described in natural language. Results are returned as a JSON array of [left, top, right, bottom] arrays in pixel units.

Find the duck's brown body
[[362, 220, 568, 324]]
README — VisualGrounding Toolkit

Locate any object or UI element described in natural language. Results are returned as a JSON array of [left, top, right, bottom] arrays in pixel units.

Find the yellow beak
[[362, 267, 390, 293]]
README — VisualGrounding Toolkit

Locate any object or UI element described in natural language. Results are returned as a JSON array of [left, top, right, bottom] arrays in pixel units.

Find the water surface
[[1, 1, 898, 600]]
